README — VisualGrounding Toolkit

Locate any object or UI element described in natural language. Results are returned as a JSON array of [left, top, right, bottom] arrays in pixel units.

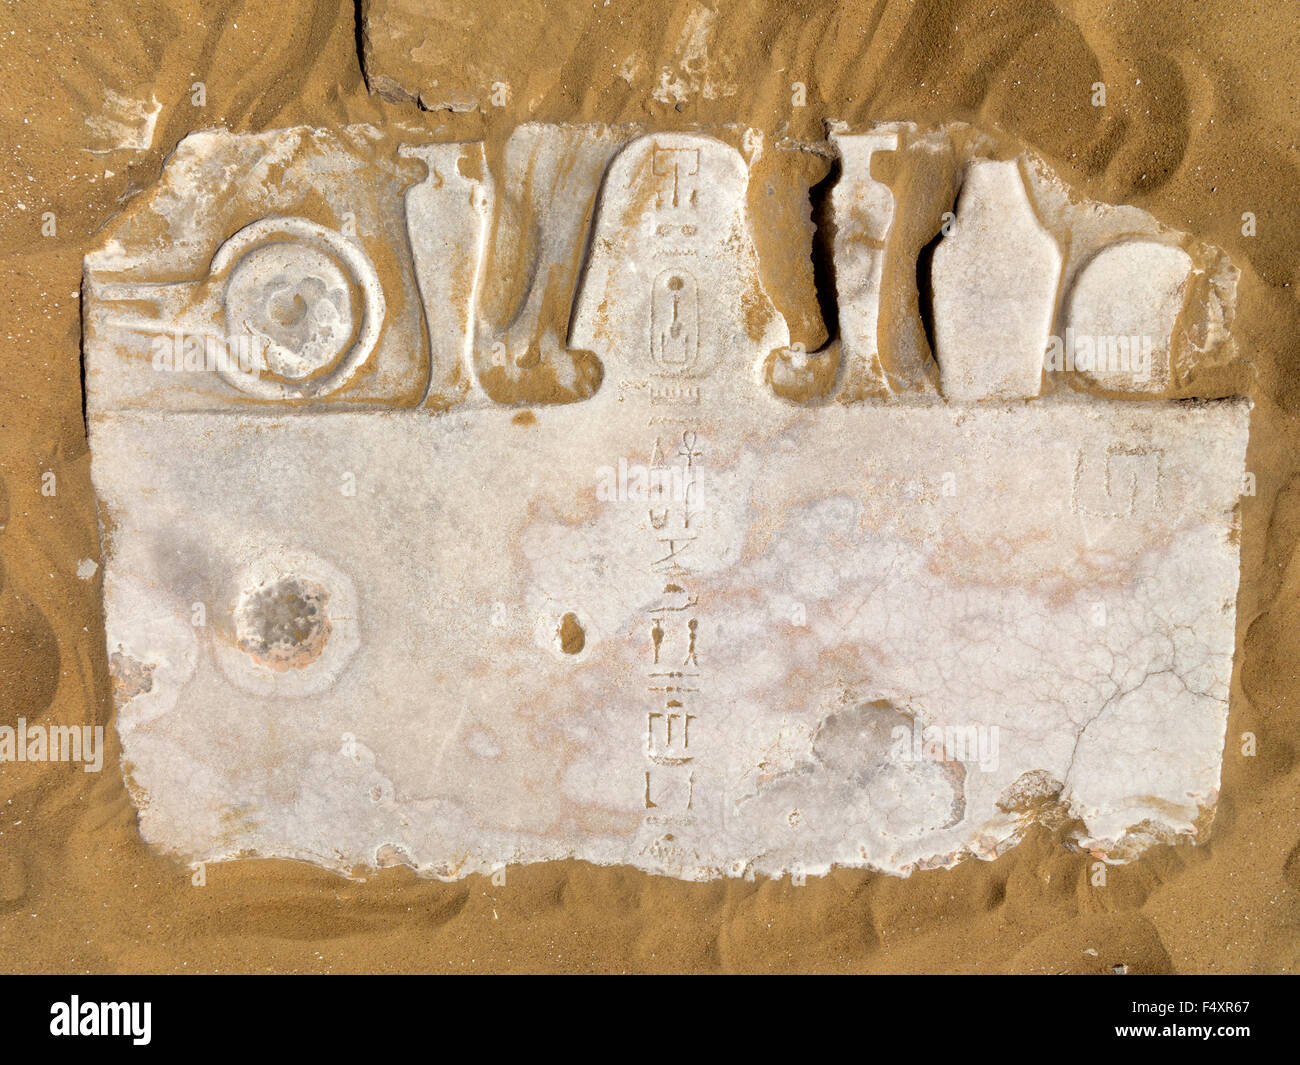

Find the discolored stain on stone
[[557, 612, 585, 655], [996, 770, 1065, 814]]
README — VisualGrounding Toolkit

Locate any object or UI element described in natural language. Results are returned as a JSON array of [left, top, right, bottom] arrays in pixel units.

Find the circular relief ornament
[[210, 217, 385, 400]]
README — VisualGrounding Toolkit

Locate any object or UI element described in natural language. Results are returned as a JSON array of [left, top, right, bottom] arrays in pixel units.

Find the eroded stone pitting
[[234, 576, 333, 673], [109, 650, 156, 704], [84, 119, 1249, 882]]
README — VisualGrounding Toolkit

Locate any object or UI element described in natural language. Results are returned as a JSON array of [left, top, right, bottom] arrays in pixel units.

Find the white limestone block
[[474, 124, 627, 397], [82, 127, 466, 410], [92, 397, 1248, 878], [569, 131, 789, 399], [85, 122, 1250, 882], [401, 143, 492, 399]]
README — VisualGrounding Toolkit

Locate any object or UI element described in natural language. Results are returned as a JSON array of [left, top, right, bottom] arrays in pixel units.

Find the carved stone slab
[[85, 122, 1250, 880]]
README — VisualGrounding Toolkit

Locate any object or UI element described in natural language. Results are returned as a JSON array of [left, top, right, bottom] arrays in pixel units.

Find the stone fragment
[[472, 124, 627, 404], [1020, 152, 1238, 393], [85, 90, 160, 153], [931, 158, 1060, 402], [85, 121, 1251, 882], [92, 399, 1249, 877], [83, 127, 436, 409]]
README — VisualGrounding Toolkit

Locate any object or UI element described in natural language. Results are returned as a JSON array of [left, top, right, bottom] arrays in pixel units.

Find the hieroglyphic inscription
[[642, 429, 703, 818], [85, 122, 1251, 882], [1072, 444, 1165, 519], [641, 139, 709, 822]]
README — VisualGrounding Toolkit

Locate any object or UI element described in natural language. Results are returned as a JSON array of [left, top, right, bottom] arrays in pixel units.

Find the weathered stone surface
[[569, 131, 788, 400], [1064, 239, 1193, 394], [85, 122, 1250, 881], [84, 127, 435, 408], [931, 158, 1060, 401]]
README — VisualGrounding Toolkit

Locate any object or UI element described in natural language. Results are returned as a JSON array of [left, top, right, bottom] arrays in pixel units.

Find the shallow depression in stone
[[234, 576, 333, 672]]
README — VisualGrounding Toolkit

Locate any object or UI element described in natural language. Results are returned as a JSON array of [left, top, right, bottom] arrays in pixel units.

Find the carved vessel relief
[[84, 120, 1249, 880]]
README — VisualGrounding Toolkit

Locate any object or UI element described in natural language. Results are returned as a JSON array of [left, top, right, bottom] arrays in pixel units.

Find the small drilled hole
[[557, 612, 585, 655]]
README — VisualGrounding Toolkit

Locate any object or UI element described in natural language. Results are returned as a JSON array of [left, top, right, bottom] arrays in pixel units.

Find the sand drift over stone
[[84, 121, 1248, 880]]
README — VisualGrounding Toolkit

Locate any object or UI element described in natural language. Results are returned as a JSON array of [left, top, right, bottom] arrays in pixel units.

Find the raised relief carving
[[472, 124, 623, 406], [828, 127, 900, 392], [209, 217, 385, 400], [85, 120, 1250, 883], [1063, 239, 1193, 395], [83, 127, 430, 409], [931, 157, 1060, 402], [569, 132, 789, 401], [90, 212, 387, 403], [401, 143, 491, 407]]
